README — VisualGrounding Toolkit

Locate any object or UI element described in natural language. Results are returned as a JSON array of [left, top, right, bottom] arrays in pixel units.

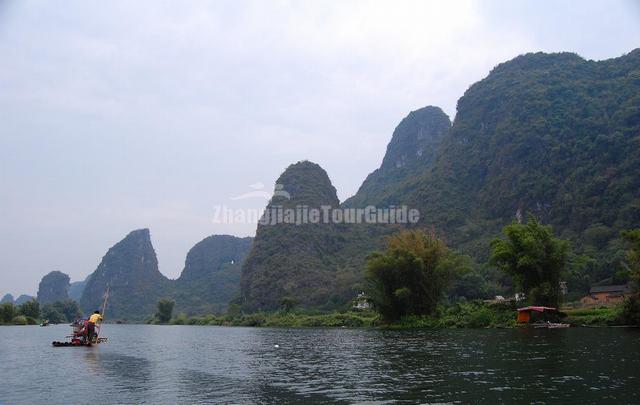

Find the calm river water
[[0, 324, 638, 404]]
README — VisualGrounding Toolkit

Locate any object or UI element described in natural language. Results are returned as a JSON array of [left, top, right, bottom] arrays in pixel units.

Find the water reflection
[[83, 349, 101, 377]]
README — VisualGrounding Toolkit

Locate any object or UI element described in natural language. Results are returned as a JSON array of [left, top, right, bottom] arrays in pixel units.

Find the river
[[0, 324, 638, 403]]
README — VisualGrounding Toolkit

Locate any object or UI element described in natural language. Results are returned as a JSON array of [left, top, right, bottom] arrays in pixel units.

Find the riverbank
[[146, 301, 633, 329], [152, 301, 522, 329]]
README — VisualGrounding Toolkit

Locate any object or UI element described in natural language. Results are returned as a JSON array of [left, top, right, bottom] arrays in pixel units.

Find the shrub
[[11, 315, 28, 325]]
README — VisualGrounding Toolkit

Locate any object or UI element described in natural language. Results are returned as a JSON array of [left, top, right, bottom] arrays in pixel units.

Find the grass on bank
[[562, 306, 623, 326], [149, 301, 522, 329]]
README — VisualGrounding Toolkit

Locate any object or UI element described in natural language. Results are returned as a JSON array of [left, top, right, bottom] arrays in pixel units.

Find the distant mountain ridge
[[77, 229, 253, 320]]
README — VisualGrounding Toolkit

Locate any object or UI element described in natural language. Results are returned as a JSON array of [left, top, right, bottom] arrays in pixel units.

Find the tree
[[55, 299, 82, 322], [365, 229, 459, 322], [621, 230, 640, 291], [490, 217, 569, 307], [156, 298, 175, 323], [279, 297, 298, 313], [621, 229, 640, 325], [0, 302, 17, 324], [40, 305, 66, 324], [41, 299, 81, 323], [19, 299, 40, 320]]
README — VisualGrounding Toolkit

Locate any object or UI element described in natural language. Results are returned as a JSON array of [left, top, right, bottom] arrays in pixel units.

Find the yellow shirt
[[89, 313, 102, 323]]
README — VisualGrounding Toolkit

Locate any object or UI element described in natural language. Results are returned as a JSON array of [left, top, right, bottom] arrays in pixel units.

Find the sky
[[1, 0, 639, 296]]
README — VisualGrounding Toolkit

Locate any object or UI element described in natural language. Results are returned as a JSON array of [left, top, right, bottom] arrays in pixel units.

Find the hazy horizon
[[1, 0, 639, 296]]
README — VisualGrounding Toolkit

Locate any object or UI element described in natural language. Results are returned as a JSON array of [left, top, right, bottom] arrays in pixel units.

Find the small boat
[[40, 319, 49, 327]]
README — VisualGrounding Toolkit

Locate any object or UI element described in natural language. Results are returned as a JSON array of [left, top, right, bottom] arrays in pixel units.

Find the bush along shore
[[145, 301, 636, 329]]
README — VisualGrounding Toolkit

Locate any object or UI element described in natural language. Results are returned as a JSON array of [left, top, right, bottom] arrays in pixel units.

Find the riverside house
[[580, 284, 631, 306]]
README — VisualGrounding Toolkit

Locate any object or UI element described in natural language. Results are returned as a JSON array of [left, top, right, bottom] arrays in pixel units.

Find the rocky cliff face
[[240, 161, 345, 310], [37, 271, 70, 304], [80, 229, 170, 319], [173, 235, 253, 314], [345, 106, 451, 207]]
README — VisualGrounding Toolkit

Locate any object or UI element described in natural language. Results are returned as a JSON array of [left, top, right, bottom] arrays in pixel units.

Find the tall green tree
[[365, 229, 461, 322], [40, 305, 66, 324], [156, 298, 175, 323], [621, 229, 640, 325], [19, 299, 40, 320], [621, 230, 640, 291], [490, 217, 569, 307]]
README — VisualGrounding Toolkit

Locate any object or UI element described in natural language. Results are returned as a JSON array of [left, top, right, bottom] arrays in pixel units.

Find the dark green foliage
[[40, 306, 65, 324], [41, 299, 82, 323], [37, 271, 70, 304], [11, 315, 29, 325], [365, 230, 460, 322], [156, 298, 175, 323], [385, 302, 517, 329], [448, 268, 491, 301], [490, 217, 569, 306], [620, 229, 640, 325], [621, 229, 640, 291], [61, 299, 82, 321], [0, 302, 17, 323], [170, 310, 379, 328], [620, 296, 640, 326], [280, 297, 298, 313], [18, 299, 40, 319]]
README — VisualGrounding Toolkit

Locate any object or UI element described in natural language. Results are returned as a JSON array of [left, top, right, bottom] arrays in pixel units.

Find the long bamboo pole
[[96, 285, 109, 341]]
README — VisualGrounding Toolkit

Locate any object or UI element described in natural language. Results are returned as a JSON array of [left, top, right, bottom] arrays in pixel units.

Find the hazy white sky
[[1, 0, 639, 295]]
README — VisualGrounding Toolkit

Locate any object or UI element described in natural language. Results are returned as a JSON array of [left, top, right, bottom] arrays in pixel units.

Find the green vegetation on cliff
[[240, 161, 350, 311], [174, 235, 252, 314]]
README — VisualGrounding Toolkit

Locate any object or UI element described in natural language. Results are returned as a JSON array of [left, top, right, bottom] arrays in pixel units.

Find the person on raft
[[87, 310, 103, 343]]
